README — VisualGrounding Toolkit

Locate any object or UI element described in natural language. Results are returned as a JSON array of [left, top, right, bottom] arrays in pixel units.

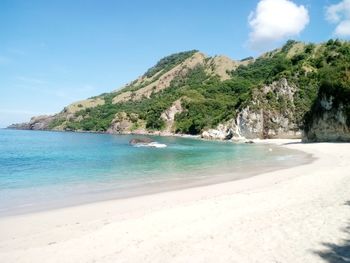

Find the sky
[[1, 0, 350, 127]]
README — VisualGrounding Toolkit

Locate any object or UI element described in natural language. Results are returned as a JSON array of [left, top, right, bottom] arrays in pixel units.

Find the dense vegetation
[[303, 39, 350, 133], [63, 65, 253, 133], [49, 40, 350, 136]]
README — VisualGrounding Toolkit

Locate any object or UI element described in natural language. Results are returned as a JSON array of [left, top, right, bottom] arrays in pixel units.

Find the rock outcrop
[[161, 100, 183, 133], [7, 122, 30, 130], [201, 124, 234, 140], [303, 95, 350, 142], [201, 79, 302, 140], [106, 112, 145, 134], [129, 137, 154, 145], [8, 115, 55, 130]]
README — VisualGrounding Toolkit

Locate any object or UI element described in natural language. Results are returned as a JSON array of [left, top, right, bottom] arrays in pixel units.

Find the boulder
[[129, 137, 154, 145]]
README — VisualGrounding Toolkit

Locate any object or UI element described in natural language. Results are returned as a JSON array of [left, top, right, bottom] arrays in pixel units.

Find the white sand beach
[[0, 140, 349, 263]]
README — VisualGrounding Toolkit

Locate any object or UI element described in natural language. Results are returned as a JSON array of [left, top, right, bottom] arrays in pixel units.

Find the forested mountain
[[9, 40, 350, 142]]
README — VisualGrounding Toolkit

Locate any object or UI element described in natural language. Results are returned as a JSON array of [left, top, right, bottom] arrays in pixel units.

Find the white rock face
[[263, 78, 296, 102], [161, 100, 183, 133], [201, 124, 232, 140], [201, 78, 302, 140], [320, 96, 334, 110], [236, 108, 264, 139]]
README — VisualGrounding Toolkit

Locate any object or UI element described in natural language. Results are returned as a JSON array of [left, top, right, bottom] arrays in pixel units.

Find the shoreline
[[1, 140, 350, 262], [5, 127, 289, 142], [0, 136, 312, 218], [4, 127, 201, 138]]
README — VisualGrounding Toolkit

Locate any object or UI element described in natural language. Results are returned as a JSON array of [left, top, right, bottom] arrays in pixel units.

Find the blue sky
[[1, 0, 349, 127]]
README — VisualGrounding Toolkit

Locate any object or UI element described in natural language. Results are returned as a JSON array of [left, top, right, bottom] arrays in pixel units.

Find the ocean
[[0, 129, 309, 216]]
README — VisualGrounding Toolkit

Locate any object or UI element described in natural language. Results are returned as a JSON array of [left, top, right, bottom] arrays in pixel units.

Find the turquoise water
[[0, 129, 308, 215]]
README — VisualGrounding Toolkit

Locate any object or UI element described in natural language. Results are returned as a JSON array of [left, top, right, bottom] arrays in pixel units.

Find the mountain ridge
[[9, 39, 350, 142]]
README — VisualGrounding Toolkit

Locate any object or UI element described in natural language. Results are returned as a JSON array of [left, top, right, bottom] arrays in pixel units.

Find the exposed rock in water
[[129, 137, 154, 145]]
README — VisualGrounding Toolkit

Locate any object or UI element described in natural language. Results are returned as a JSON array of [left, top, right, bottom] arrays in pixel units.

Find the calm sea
[[0, 129, 309, 216]]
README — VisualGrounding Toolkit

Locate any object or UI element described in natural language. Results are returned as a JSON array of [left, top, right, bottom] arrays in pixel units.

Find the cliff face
[[303, 96, 350, 142], [160, 99, 183, 133], [301, 40, 350, 142], [201, 79, 301, 140]]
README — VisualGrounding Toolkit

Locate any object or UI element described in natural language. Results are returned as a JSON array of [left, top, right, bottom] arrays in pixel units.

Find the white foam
[[134, 142, 167, 148]]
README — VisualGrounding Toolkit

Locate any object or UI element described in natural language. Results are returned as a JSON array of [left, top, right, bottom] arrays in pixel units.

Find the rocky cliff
[[303, 82, 350, 142], [303, 96, 350, 142], [201, 78, 301, 140]]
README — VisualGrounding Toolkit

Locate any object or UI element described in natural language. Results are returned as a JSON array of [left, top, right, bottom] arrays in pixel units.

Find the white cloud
[[326, 0, 350, 37], [248, 0, 309, 50]]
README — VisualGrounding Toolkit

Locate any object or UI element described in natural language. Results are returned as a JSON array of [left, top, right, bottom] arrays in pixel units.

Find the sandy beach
[[0, 140, 349, 263]]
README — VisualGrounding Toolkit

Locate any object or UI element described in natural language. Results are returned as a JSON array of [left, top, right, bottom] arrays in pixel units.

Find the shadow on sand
[[314, 201, 350, 263]]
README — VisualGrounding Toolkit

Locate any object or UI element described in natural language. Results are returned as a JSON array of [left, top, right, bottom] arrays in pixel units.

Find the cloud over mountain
[[326, 0, 350, 37], [248, 0, 309, 50]]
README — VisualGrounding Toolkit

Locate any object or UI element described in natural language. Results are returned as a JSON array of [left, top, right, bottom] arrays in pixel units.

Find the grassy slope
[[49, 40, 350, 135]]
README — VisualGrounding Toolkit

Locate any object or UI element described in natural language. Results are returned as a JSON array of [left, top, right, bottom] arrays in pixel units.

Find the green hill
[[9, 39, 350, 142]]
